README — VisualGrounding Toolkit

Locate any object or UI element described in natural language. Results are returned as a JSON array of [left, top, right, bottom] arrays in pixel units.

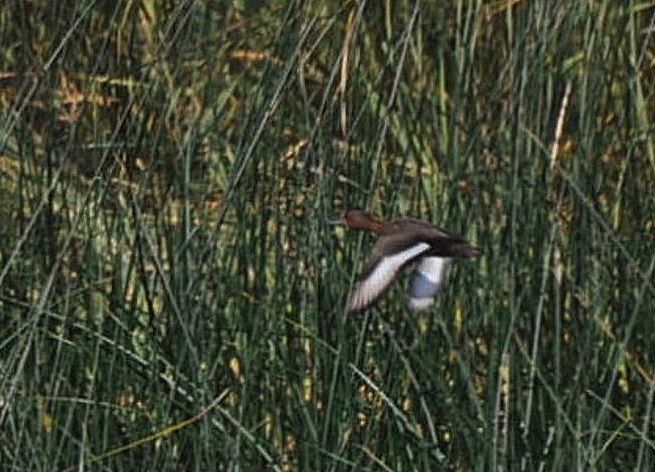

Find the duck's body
[[332, 210, 481, 313]]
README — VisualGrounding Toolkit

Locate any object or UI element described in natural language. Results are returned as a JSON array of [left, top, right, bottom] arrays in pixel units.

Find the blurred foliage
[[1, 0, 654, 470]]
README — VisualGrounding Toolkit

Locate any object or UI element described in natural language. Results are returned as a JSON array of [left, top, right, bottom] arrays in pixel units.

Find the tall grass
[[1, 0, 654, 470]]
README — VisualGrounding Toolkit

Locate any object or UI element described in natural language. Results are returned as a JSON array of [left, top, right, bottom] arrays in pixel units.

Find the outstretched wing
[[408, 256, 452, 312], [345, 241, 430, 313]]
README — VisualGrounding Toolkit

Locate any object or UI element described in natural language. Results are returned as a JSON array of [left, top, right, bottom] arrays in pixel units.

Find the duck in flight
[[331, 209, 481, 313]]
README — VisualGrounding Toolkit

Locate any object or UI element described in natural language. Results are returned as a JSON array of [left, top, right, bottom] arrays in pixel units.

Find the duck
[[330, 209, 481, 313]]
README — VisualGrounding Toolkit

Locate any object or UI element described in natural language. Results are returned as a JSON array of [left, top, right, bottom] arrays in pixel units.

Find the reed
[[1, 1, 654, 469]]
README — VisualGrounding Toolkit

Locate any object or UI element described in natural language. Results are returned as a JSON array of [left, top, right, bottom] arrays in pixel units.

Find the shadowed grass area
[[1, 1, 654, 470]]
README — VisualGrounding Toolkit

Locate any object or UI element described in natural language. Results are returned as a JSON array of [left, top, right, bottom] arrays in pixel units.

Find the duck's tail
[[452, 243, 482, 258]]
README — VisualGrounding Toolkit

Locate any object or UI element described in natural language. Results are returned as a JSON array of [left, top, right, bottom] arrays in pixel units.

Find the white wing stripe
[[346, 242, 430, 312], [415, 256, 451, 284], [408, 297, 434, 311], [409, 271, 441, 298], [408, 257, 452, 312]]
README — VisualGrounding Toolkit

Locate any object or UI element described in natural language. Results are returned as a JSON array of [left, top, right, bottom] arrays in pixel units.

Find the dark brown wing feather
[[383, 220, 481, 258]]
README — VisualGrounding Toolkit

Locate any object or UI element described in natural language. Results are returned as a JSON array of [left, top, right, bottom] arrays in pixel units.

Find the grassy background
[[1, 0, 655, 470]]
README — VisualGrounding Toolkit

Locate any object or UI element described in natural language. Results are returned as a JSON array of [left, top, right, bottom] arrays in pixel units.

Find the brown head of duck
[[330, 209, 384, 233]]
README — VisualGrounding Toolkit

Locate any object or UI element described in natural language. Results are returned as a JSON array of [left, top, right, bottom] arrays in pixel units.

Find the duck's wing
[[391, 218, 460, 238], [408, 256, 453, 312], [345, 239, 431, 314], [387, 220, 481, 258]]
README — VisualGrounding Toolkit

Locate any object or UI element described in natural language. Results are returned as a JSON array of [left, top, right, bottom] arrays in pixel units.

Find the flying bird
[[330, 209, 481, 313]]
